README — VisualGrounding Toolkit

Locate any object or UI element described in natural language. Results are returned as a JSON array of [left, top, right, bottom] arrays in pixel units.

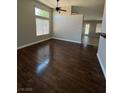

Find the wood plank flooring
[[17, 39, 105, 93]]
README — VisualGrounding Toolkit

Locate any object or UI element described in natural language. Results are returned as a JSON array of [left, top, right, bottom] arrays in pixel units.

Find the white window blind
[[36, 18, 49, 36]]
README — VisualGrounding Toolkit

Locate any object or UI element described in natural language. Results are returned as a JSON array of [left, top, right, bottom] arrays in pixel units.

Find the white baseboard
[[17, 38, 51, 50], [17, 37, 81, 50], [52, 37, 81, 44], [97, 53, 106, 78]]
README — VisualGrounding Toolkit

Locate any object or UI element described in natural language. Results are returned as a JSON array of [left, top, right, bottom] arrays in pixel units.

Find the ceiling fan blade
[[60, 9, 67, 12]]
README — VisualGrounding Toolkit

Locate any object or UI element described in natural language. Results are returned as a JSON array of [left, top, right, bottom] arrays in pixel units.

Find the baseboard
[[17, 37, 81, 50], [52, 37, 81, 44], [17, 38, 52, 50], [97, 53, 106, 78]]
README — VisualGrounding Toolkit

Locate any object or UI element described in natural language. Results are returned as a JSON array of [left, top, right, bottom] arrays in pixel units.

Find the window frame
[[35, 7, 50, 18], [35, 7, 50, 36]]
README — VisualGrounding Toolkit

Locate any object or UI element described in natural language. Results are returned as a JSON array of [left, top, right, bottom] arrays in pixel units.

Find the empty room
[[17, 0, 106, 93]]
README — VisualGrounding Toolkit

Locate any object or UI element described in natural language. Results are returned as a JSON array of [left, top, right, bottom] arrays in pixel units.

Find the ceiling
[[38, 0, 105, 8], [38, 0, 105, 20]]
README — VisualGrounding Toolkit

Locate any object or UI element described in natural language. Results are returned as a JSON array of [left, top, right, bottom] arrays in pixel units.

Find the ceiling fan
[[56, 0, 67, 13]]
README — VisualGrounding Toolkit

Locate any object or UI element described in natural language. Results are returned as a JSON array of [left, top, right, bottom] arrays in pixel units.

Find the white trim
[[17, 38, 51, 50], [52, 37, 81, 44], [17, 37, 81, 50], [97, 53, 106, 78]]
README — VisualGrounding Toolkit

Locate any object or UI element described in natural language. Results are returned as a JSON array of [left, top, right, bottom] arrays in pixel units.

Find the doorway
[[82, 20, 102, 46]]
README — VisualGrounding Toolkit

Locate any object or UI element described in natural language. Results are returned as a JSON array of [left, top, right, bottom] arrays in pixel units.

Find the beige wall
[[72, 6, 104, 20], [17, 0, 53, 47], [101, 6, 106, 33]]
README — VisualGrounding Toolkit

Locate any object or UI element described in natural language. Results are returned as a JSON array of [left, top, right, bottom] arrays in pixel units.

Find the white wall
[[97, 36, 106, 77], [97, 6, 106, 78], [53, 15, 83, 43]]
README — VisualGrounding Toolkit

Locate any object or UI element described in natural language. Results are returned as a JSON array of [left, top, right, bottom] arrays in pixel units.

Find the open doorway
[[82, 20, 102, 46]]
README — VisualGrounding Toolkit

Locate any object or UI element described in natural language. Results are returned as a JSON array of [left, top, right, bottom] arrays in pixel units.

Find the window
[[35, 7, 49, 18], [35, 7, 50, 36], [36, 18, 49, 36], [85, 24, 90, 35], [96, 23, 102, 33]]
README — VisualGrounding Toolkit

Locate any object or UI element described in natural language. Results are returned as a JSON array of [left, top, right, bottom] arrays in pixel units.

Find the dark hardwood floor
[[17, 39, 105, 93]]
